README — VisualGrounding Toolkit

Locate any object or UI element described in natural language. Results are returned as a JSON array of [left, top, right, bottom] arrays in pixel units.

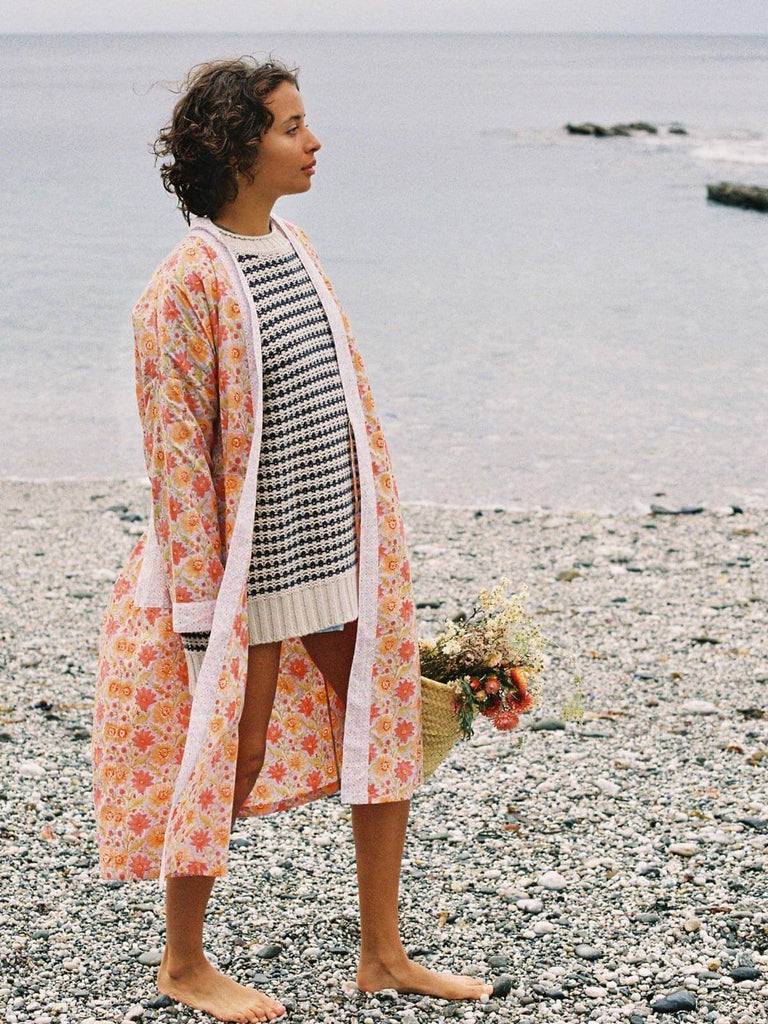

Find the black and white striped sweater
[[181, 222, 359, 684]]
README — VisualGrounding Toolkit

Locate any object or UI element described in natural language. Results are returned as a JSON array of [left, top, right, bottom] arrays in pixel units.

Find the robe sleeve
[[133, 258, 225, 634]]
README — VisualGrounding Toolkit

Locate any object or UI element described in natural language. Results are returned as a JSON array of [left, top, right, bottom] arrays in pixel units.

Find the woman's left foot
[[356, 956, 494, 1001]]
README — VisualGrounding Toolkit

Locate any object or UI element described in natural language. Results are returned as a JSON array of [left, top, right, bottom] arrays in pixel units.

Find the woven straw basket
[[420, 675, 464, 780]]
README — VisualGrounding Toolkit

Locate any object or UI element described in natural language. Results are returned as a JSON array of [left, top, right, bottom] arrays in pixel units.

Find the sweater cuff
[[183, 648, 205, 696], [180, 631, 209, 696]]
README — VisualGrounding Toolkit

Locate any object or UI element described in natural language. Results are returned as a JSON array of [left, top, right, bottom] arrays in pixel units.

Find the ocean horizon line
[[3, 30, 767, 39]]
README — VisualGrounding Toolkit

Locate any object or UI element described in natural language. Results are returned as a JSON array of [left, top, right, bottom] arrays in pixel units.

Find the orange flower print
[[134, 686, 157, 712], [185, 554, 206, 580], [112, 637, 137, 660], [164, 378, 184, 404], [132, 728, 155, 753], [103, 722, 130, 743], [283, 713, 303, 736], [131, 769, 153, 794], [190, 828, 211, 853], [99, 804, 126, 827], [378, 674, 395, 692], [128, 853, 152, 877], [267, 762, 287, 784], [397, 640, 416, 663], [127, 811, 151, 836], [226, 433, 247, 459], [385, 554, 401, 574], [188, 335, 210, 364], [297, 695, 314, 717], [252, 781, 270, 803], [169, 420, 194, 447], [379, 635, 398, 656], [395, 720, 415, 743], [395, 679, 416, 701], [147, 824, 166, 849], [160, 657, 184, 685], [180, 510, 201, 534], [102, 763, 129, 785], [172, 464, 192, 489], [373, 714, 394, 738], [266, 722, 283, 744], [301, 733, 318, 756], [151, 701, 174, 726], [150, 743, 174, 768], [379, 472, 394, 495], [140, 334, 157, 357], [395, 759, 414, 783]]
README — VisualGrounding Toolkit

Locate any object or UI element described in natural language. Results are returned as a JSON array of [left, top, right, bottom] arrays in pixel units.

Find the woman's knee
[[236, 738, 267, 784]]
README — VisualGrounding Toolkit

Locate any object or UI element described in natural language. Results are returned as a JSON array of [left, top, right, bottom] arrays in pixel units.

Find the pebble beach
[[1, 478, 766, 1024]]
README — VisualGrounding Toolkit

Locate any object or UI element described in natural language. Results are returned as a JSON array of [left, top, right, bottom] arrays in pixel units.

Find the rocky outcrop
[[564, 121, 687, 137], [707, 181, 768, 213]]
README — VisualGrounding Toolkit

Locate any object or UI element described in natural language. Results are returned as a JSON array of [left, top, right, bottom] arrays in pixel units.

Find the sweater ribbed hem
[[247, 565, 359, 644], [183, 567, 359, 695]]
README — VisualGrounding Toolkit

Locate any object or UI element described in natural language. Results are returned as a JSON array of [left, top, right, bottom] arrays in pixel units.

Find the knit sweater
[[181, 221, 359, 687]]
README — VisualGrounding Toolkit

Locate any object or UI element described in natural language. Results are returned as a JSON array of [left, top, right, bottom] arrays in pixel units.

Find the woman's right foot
[[157, 955, 286, 1023]]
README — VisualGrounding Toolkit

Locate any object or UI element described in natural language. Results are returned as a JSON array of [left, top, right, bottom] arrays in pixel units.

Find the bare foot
[[157, 955, 286, 1023], [356, 955, 495, 1001]]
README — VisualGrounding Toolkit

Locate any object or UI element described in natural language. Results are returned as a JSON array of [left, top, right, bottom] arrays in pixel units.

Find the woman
[[92, 56, 494, 1022]]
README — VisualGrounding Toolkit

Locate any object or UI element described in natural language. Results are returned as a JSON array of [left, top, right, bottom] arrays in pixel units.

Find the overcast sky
[[1, 0, 766, 35]]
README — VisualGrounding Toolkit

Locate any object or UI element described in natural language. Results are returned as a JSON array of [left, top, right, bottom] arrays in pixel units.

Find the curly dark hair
[[152, 55, 301, 223]]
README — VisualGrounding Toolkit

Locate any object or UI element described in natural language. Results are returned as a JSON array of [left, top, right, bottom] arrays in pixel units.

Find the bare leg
[[352, 800, 493, 1000], [301, 622, 493, 1001], [157, 641, 286, 1023]]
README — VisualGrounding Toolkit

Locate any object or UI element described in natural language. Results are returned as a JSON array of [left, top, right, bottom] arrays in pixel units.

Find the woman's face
[[248, 81, 322, 197]]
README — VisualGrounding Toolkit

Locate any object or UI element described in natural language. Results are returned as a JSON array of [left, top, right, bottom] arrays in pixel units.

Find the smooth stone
[[18, 760, 46, 779], [533, 921, 555, 935], [491, 975, 513, 998], [517, 899, 543, 913], [738, 817, 767, 831], [137, 950, 163, 966], [584, 986, 606, 998], [537, 870, 567, 890], [596, 778, 620, 797], [681, 700, 721, 715], [255, 942, 282, 959], [669, 843, 699, 857], [574, 944, 603, 961], [146, 996, 173, 1009], [650, 988, 697, 1012], [487, 956, 509, 968], [729, 966, 760, 981], [124, 1006, 144, 1021], [533, 984, 564, 998], [530, 718, 566, 731]]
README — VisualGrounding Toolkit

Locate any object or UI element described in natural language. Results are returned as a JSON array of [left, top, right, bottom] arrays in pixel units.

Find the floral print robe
[[92, 214, 423, 881]]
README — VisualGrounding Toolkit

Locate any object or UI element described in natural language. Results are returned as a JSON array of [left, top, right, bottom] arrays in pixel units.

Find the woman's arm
[[133, 256, 224, 655]]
